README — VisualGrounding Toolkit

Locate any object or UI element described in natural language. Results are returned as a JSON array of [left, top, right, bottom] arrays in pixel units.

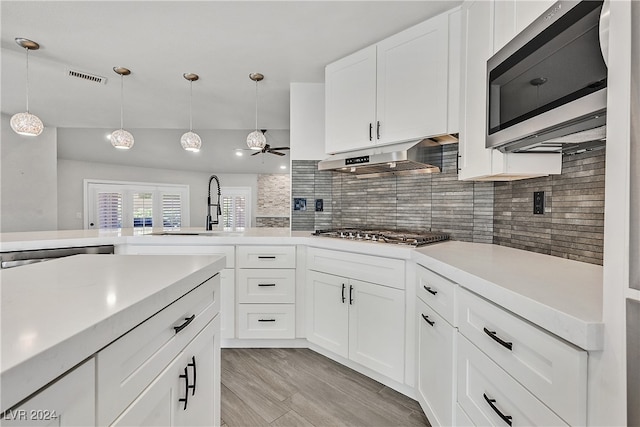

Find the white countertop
[[0, 227, 604, 351], [0, 254, 225, 411], [414, 241, 603, 350]]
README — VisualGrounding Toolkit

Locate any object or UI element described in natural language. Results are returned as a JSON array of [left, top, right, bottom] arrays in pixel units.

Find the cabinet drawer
[[236, 246, 296, 269], [96, 275, 220, 426], [457, 335, 568, 426], [416, 264, 456, 324], [237, 304, 295, 339], [457, 288, 586, 426], [123, 245, 235, 268], [238, 269, 295, 304], [307, 247, 405, 289]]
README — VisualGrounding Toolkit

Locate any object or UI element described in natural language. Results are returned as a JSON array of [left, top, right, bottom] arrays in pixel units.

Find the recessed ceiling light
[[280, 165, 287, 170], [235, 151, 244, 157]]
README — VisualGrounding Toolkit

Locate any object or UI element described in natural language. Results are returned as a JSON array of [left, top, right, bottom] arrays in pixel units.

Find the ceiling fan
[[239, 130, 290, 157]]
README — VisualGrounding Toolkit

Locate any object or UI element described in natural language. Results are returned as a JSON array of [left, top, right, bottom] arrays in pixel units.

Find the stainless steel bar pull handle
[[483, 393, 512, 426], [483, 327, 513, 351]]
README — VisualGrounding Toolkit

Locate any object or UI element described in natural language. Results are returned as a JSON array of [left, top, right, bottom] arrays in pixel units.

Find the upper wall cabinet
[[325, 9, 460, 154], [493, 0, 556, 54], [457, 0, 561, 181]]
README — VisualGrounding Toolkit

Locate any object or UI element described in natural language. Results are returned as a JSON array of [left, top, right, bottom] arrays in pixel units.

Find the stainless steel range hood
[[318, 135, 457, 178]]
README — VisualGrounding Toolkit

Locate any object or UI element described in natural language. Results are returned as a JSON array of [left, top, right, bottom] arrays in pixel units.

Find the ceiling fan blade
[[269, 147, 290, 150], [270, 151, 286, 156], [251, 151, 261, 156]]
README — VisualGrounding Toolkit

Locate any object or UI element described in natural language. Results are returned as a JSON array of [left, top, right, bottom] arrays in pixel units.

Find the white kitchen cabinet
[[457, 335, 569, 426], [456, 287, 587, 426], [325, 45, 377, 153], [325, 9, 459, 154], [415, 265, 457, 427], [1, 359, 95, 427], [458, 0, 561, 181], [307, 263, 405, 383], [111, 317, 220, 427], [236, 246, 296, 339], [493, 0, 556, 53]]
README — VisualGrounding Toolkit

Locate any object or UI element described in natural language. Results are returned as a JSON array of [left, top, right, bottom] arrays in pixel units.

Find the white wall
[[57, 159, 259, 230], [290, 83, 326, 160], [1, 113, 58, 232]]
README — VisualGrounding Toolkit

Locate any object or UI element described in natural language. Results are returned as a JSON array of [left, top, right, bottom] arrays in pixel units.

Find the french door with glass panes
[[85, 181, 189, 230]]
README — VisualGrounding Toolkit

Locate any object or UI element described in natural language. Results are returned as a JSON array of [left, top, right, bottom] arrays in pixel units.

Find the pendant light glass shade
[[181, 73, 201, 152], [111, 67, 134, 150], [11, 38, 43, 137], [11, 112, 43, 136], [247, 73, 266, 150], [181, 131, 202, 152], [110, 129, 135, 149], [246, 130, 266, 149]]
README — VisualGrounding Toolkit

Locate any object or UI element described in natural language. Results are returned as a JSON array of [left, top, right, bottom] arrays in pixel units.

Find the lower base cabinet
[[111, 316, 220, 427], [416, 298, 455, 427], [457, 335, 568, 426], [307, 270, 405, 382], [1, 359, 95, 426]]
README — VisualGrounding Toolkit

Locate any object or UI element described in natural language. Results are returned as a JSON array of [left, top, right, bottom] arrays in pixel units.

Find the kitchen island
[[1, 253, 225, 424]]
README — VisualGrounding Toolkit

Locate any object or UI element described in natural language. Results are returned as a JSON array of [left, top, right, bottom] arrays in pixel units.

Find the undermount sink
[[148, 231, 243, 237]]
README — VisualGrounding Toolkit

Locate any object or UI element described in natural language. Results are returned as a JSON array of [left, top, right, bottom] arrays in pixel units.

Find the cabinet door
[[458, 0, 494, 180], [325, 45, 377, 154], [376, 13, 449, 144], [306, 271, 349, 358], [1, 359, 95, 427], [111, 317, 220, 427], [417, 299, 455, 427], [494, 0, 556, 53], [348, 279, 404, 382]]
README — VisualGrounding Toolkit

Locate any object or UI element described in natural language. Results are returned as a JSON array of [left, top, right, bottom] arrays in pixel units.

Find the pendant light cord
[[119, 74, 124, 130], [255, 80, 259, 131], [25, 47, 30, 113], [189, 80, 193, 131]]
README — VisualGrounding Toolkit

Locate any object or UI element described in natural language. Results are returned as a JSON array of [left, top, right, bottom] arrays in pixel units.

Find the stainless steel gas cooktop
[[312, 229, 449, 247]]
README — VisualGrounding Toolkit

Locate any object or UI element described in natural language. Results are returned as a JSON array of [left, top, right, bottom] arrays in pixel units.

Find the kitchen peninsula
[[1, 252, 225, 425]]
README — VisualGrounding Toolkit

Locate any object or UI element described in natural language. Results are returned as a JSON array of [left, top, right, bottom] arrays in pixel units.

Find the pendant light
[[110, 67, 134, 149], [180, 73, 202, 152], [246, 72, 266, 150], [10, 38, 44, 136]]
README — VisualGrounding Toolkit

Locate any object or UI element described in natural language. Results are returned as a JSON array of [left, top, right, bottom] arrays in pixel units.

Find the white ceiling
[[1, 0, 462, 173]]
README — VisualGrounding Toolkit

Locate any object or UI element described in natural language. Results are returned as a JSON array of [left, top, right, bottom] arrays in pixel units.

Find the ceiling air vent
[[67, 69, 107, 85]]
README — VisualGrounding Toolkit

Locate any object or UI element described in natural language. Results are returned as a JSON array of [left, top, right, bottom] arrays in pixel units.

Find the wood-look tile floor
[[221, 348, 430, 427]]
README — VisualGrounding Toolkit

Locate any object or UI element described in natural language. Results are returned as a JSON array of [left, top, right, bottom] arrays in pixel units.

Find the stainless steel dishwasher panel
[[0, 245, 114, 269]]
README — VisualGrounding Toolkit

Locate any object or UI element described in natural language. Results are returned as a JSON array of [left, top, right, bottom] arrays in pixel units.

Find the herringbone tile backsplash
[[292, 144, 605, 265]]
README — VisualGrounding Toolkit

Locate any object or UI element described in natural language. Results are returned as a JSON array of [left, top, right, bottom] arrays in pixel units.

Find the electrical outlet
[[533, 191, 545, 214]]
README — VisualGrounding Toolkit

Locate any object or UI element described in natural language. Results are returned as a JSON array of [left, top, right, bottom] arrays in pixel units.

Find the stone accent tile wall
[[256, 173, 290, 228], [256, 217, 290, 228], [291, 145, 604, 265], [293, 145, 494, 243], [493, 149, 605, 264], [291, 161, 332, 231]]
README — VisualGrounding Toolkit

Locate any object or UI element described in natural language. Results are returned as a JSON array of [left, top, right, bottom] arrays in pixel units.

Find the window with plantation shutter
[[162, 194, 182, 228], [220, 187, 251, 229], [132, 192, 153, 227], [85, 180, 189, 230], [97, 192, 122, 229]]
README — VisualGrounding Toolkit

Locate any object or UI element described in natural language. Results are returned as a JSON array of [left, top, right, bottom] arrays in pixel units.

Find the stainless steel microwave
[[486, 0, 609, 153]]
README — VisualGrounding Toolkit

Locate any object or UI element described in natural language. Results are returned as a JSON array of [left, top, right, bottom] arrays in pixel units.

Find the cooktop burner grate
[[312, 229, 449, 247]]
